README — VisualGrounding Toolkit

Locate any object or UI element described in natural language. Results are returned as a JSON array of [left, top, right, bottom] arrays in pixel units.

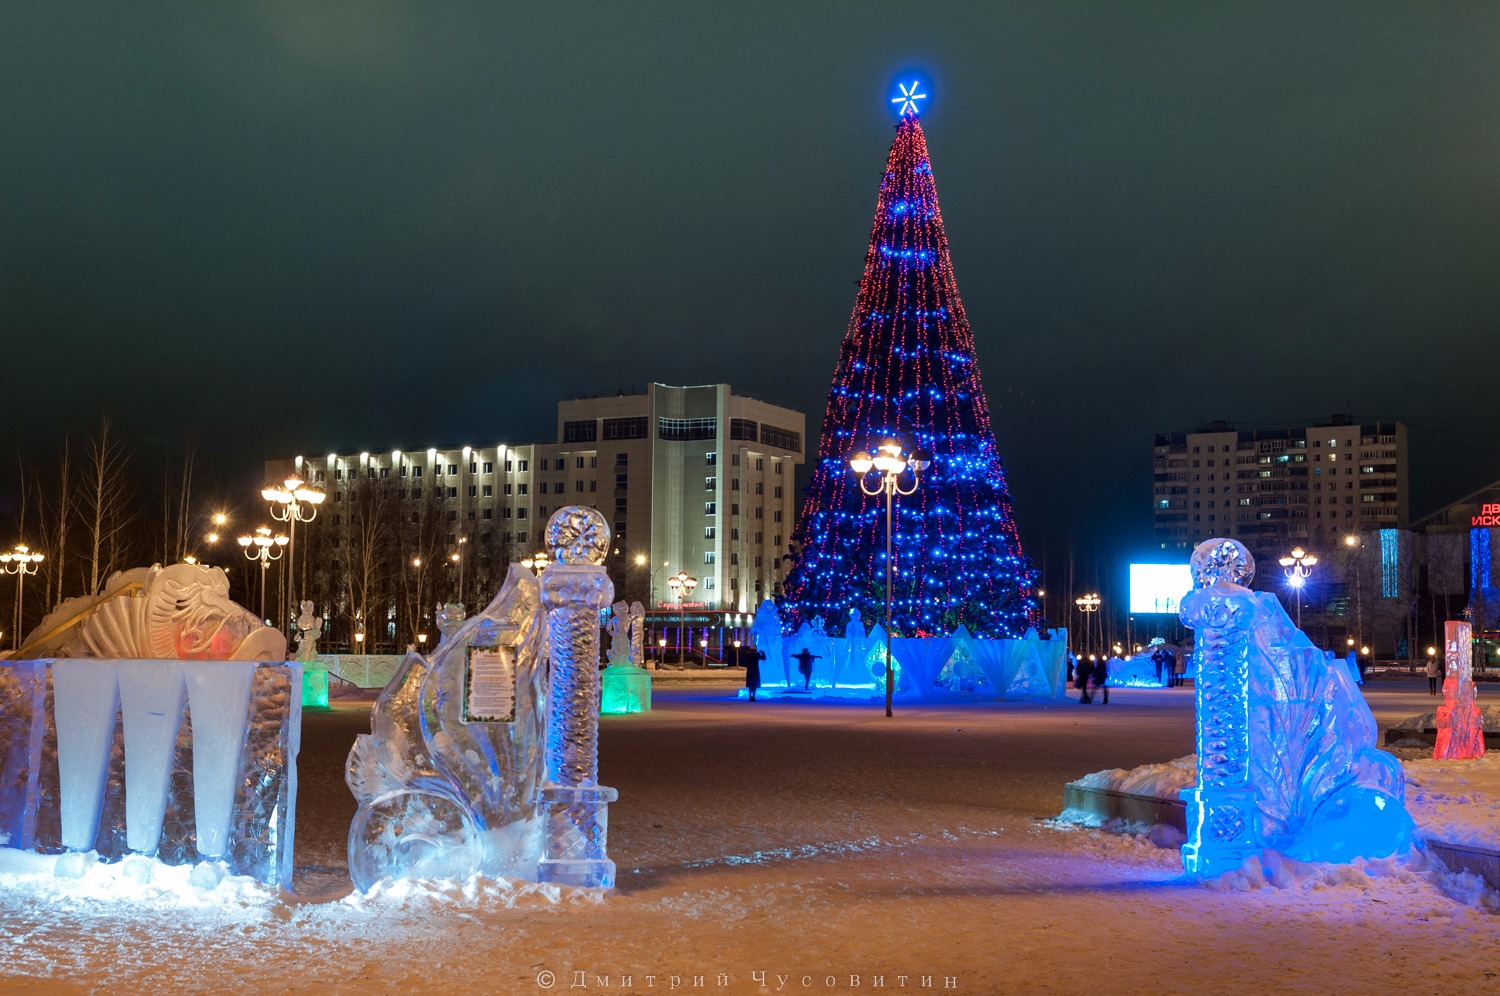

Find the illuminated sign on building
[[1472, 503, 1500, 527]]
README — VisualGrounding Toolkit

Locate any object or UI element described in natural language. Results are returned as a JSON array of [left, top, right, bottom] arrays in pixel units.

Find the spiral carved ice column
[[1179, 538, 1260, 877], [537, 506, 619, 888]]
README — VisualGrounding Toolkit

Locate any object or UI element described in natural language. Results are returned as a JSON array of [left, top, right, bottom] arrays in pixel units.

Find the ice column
[[52, 660, 120, 851], [184, 661, 257, 859], [1178, 539, 1260, 877], [537, 506, 619, 889], [1435, 620, 1485, 760], [117, 660, 187, 855]]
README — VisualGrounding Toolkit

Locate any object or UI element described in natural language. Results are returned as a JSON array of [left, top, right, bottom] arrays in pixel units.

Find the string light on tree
[[782, 81, 1038, 639]]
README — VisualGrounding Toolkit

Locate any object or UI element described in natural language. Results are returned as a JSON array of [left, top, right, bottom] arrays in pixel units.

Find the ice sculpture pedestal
[[537, 507, 619, 890]]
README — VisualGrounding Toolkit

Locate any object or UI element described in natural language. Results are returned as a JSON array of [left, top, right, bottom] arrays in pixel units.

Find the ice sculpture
[[1435, 620, 1485, 760], [889, 636, 955, 697], [294, 601, 329, 708], [1179, 538, 1412, 876], [345, 566, 547, 890], [20, 563, 286, 661], [0, 657, 301, 888], [537, 506, 619, 888], [749, 599, 787, 687], [601, 600, 651, 715]]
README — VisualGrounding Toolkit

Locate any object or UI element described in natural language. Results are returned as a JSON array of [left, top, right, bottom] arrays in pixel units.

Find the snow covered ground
[[3, 680, 1500, 995]]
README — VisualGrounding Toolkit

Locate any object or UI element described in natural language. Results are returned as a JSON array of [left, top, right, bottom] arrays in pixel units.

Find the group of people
[[1152, 646, 1186, 687], [741, 645, 820, 701], [1072, 655, 1109, 704]]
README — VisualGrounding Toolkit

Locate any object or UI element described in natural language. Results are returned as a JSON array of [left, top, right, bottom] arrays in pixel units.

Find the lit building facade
[[265, 384, 804, 649], [1152, 415, 1407, 561]]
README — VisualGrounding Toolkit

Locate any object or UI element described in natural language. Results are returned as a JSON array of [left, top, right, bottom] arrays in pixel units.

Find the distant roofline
[[560, 382, 803, 415]]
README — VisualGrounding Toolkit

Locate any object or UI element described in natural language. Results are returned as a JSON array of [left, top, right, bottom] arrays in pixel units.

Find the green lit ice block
[[600, 664, 651, 715], [302, 666, 329, 709]]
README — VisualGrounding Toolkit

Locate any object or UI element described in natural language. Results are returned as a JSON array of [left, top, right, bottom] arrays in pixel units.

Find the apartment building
[[1152, 415, 1407, 562]]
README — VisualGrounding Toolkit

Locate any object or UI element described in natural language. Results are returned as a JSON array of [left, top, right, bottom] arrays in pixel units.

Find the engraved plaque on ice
[[463, 646, 517, 724]]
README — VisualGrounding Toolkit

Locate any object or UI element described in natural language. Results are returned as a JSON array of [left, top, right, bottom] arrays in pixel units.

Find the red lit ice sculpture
[[1434, 620, 1485, 760]]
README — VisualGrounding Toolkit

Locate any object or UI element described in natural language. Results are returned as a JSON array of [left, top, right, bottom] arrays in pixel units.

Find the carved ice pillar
[[537, 506, 619, 889], [629, 601, 646, 668], [1179, 539, 1261, 877], [1435, 620, 1485, 760]]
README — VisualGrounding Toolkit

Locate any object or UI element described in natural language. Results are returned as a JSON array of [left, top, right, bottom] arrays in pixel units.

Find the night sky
[[4, 3, 1499, 580]]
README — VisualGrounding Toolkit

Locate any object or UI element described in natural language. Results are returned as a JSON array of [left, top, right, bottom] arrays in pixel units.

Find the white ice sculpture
[[5, 656, 301, 887], [1179, 538, 1413, 876], [20, 563, 286, 661], [629, 601, 646, 667], [294, 601, 322, 661], [346, 567, 546, 890]]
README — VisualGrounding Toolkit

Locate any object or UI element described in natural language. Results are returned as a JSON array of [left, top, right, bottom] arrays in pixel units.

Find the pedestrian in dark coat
[[1095, 657, 1109, 705], [745, 646, 765, 701], [1075, 656, 1094, 704]]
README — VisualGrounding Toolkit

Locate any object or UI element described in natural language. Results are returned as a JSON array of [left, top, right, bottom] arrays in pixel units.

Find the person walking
[[745, 644, 765, 701], [1151, 647, 1165, 686], [1173, 653, 1186, 688], [1425, 652, 1440, 695], [1075, 656, 1094, 704], [1095, 655, 1110, 705]]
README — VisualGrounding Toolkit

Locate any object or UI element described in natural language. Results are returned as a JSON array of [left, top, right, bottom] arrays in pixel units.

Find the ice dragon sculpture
[[19, 563, 286, 661], [1179, 538, 1412, 875]]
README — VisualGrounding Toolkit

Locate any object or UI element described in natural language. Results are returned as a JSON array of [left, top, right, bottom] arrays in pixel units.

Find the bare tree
[[82, 418, 136, 594]]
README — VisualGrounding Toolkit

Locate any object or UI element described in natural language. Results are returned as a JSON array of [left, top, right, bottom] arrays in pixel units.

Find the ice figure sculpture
[[345, 566, 546, 891], [1179, 538, 1412, 876], [601, 600, 651, 715], [1, 657, 301, 888], [1435, 620, 1485, 760], [749, 600, 787, 687], [537, 506, 619, 889]]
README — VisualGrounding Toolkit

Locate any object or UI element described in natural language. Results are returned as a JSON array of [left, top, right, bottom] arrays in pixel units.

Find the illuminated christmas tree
[[782, 83, 1038, 638]]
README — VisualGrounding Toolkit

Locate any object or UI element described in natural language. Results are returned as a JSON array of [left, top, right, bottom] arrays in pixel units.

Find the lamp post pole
[[1278, 546, 1318, 630], [850, 439, 929, 718], [238, 526, 287, 623], [1074, 593, 1101, 658], [1, 544, 45, 652], [667, 571, 698, 664], [262, 474, 325, 638]]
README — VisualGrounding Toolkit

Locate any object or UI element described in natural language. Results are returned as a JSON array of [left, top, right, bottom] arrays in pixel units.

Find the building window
[[483, 509, 493, 520], [705, 527, 716, 539], [729, 418, 758, 441], [483, 485, 493, 497], [705, 502, 717, 515], [760, 425, 801, 453], [575, 480, 584, 492], [576, 456, 585, 469], [657, 417, 716, 441], [518, 508, 528, 519], [705, 477, 716, 491], [563, 420, 598, 443], [518, 460, 528, 472], [468, 486, 477, 497], [602, 417, 647, 440], [773, 486, 782, 498], [616, 452, 629, 465], [555, 458, 566, 471], [706, 452, 718, 465], [483, 462, 493, 474], [773, 510, 783, 522], [705, 552, 716, 565]]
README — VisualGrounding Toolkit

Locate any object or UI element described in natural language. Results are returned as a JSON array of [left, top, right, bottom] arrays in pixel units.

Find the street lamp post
[[1278, 546, 1319, 630], [1, 544, 45, 652], [666, 571, 698, 664], [850, 439, 930, 718], [451, 535, 467, 605], [1074, 593, 1101, 659], [237, 526, 288, 622], [262, 475, 325, 638]]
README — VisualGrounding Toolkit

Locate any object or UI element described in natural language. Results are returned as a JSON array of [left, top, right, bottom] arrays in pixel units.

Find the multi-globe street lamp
[[1, 543, 45, 652], [521, 551, 551, 576], [666, 571, 698, 664], [237, 526, 287, 622], [1278, 546, 1319, 629], [261, 475, 325, 638], [850, 438, 930, 718], [1074, 593, 1101, 659]]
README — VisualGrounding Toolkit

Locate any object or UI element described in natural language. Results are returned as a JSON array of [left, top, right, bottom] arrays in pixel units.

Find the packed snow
[[2, 680, 1500, 995]]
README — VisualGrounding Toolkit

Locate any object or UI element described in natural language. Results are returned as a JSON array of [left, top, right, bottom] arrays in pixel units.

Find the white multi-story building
[[1152, 415, 1407, 561], [266, 384, 805, 649]]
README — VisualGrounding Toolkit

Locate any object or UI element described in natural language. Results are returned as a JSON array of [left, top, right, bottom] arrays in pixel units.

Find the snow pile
[[1403, 752, 1500, 848], [1206, 848, 1500, 912], [1069, 754, 1196, 797], [1390, 704, 1500, 733], [0, 848, 276, 909], [346, 874, 609, 911]]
